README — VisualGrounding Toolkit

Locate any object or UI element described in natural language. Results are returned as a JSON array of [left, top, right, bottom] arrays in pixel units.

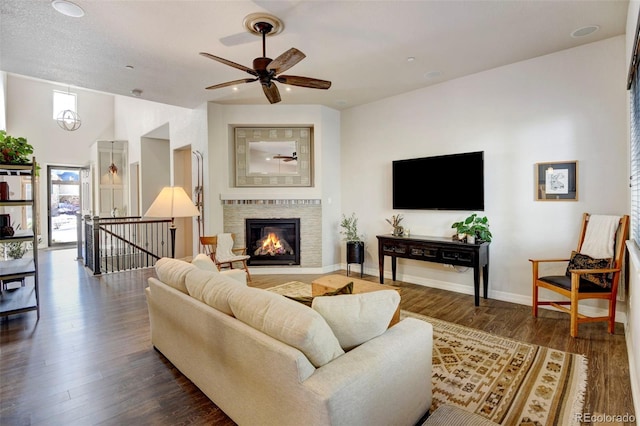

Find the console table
[[377, 234, 490, 306]]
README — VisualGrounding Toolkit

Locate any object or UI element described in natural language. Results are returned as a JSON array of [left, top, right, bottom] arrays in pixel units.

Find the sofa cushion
[[185, 268, 247, 316], [312, 290, 400, 351], [191, 253, 217, 272], [154, 257, 196, 293], [229, 287, 344, 367]]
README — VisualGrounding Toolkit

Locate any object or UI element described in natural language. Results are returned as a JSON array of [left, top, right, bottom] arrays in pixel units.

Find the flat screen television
[[392, 151, 484, 210]]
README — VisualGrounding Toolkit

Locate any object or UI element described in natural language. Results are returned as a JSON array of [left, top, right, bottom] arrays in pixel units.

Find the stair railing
[[82, 215, 172, 274]]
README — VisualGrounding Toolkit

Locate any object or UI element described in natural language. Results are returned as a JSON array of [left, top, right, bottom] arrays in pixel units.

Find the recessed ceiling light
[[51, 0, 85, 18], [130, 89, 142, 97], [125, 65, 134, 70], [571, 25, 600, 38], [407, 57, 416, 62]]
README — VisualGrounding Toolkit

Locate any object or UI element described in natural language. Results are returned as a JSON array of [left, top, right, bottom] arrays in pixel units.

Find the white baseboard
[[372, 268, 626, 323]]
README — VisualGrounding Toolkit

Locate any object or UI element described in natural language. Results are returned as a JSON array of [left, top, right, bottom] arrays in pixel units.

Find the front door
[[48, 166, 84, 246]]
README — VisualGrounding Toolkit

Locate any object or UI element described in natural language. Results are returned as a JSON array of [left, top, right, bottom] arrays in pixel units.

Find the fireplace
[[245, 218, 301, 266]]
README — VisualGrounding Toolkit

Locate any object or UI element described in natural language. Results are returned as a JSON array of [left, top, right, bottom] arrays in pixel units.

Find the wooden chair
[[200, 234, 252, 281], [530, 213, 629, 337]]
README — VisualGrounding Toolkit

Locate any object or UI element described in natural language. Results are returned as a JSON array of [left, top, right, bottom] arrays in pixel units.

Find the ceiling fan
[[200, 17, 331, 104], [273, 151, 297, 162]]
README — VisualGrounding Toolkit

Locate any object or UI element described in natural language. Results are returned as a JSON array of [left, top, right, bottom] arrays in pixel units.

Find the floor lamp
[[144, 186, 200, 258]]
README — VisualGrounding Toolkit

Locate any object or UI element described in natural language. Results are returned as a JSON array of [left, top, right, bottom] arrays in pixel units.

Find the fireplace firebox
[[245, 218, 301, 266]]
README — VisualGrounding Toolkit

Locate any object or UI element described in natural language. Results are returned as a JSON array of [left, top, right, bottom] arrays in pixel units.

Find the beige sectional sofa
[[145, 256, 433, 426]]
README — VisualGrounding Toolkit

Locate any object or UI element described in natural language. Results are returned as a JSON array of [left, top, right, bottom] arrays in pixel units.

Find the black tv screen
[[393, 151, 484, 210]]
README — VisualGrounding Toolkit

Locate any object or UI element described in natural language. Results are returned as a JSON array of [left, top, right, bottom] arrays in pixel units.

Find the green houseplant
[[451, 213, 492, 243], [0, 130, 34, 164], [340, 213, 364, 245]]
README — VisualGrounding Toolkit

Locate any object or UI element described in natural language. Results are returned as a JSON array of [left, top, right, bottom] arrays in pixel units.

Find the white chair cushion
[[154, 257, 196, 293], [312, 290, 400, 351], [229, 287, 344, 367], [185, 268, 247, 316]]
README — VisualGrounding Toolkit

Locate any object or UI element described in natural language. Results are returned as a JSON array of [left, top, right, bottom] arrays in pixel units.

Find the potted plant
[[0, 130, 34, 164], [340, 213, 365, 268], [451, 213, 492, 243]]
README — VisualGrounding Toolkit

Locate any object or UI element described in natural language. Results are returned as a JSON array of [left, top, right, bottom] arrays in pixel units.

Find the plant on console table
[[451, 213, 492, 244], [340, 213, 365, 265], [386, 214, 404, 236]]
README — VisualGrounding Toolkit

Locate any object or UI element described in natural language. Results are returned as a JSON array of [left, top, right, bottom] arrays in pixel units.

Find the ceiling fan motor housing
[[253, 57, 275, 85]]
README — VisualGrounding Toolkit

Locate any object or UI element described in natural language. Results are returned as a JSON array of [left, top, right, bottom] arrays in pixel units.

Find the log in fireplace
[[245, 218, 301, 266]]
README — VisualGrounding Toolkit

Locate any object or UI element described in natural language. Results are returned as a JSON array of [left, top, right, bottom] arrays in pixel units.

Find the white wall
[[5, 74, 115, 245], [206, 103, 342, 268], [114, 96, 207, 256], [341, 36, 628, 312], [0, 72, 7, 131]]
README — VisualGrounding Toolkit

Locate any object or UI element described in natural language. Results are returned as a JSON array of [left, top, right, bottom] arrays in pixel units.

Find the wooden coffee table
[[311, 275, 401, 327]]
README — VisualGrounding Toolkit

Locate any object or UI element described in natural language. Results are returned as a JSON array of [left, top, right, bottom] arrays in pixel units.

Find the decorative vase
[[392, 226, 404, 237], [467, 235, 476, 244]]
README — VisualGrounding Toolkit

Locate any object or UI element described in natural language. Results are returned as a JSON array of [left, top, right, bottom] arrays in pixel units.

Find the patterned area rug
[[268, 281, 588, 426]]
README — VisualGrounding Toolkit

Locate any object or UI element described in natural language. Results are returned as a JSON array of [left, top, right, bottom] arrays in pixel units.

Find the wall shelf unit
[[0, 159, 39, 319]]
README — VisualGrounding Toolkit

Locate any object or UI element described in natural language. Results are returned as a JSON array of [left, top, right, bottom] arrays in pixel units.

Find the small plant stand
[[346, 241, 364, 278]]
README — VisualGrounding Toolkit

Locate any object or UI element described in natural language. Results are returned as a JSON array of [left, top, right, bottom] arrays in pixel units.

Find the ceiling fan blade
[[267, 48, 306, 74], [205, 78, 257, 90], [262, 83, 281, 104], [199, 52, 258, 76], [277, 75, 332, 90]]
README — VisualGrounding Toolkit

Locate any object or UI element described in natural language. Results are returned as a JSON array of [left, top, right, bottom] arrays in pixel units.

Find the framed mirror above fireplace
[[235, 127, 312, 187]]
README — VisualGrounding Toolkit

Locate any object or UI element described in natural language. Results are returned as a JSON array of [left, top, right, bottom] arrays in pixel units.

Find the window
[[52, 90, 76, 120], [629, 9, 640, 245]]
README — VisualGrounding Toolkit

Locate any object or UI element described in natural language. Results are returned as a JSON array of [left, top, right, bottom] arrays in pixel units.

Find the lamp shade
[[144, 186, 200, 219]]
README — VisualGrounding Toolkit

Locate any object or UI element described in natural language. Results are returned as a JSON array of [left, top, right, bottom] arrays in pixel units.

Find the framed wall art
[[535, 161, 578, 201], [235, 127, 312, 187]]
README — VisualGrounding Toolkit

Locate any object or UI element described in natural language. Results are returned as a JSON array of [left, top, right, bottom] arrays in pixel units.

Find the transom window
[[52, 90, 76, 120]]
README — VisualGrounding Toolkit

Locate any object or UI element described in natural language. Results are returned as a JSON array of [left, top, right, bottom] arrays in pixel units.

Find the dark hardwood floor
[[0, 249, 634, 425]]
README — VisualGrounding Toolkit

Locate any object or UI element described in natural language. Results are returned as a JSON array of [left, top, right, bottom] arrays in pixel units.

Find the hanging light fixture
[[57, 109, 82, 131], [56, 87, 82, 131], [108, 141, 118, 175]]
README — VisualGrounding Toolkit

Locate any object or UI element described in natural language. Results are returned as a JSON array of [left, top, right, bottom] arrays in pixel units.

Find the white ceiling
[[0, 0, 630, 110]]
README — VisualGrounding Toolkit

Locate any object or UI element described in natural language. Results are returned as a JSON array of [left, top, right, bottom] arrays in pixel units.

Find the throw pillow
[[185, 268, 247, 316], [285, 281, 354, 307], [154, 257, 196, 293], [565, 250, 613, 288], [191, 253, 218, 272], [229, 287, 344, 367], [312, 290, 400, 351]]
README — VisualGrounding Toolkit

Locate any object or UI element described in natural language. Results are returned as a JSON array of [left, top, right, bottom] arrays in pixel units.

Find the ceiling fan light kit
[[200, 13, 331, 104]]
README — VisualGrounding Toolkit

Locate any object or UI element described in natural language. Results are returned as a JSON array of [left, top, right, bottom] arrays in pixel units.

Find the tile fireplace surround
[[222, 200, 322, 268]]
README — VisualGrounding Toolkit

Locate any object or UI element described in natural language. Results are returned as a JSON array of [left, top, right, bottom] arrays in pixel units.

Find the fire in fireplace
[[245, 218, 300, 266]]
